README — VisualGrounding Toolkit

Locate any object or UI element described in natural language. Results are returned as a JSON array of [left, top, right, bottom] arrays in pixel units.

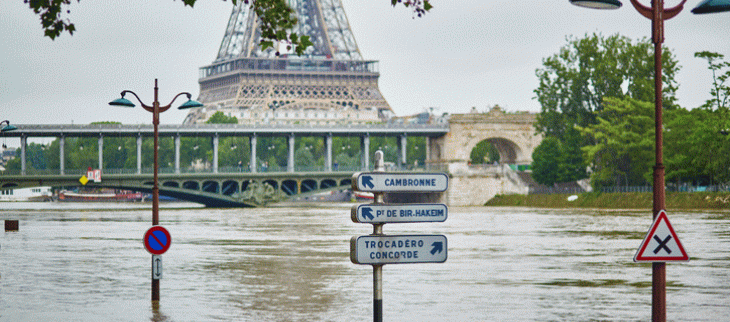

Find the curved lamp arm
[[163, 92, 193, 109], [120, 90, 152, 109], [629, 0, 687, 20]]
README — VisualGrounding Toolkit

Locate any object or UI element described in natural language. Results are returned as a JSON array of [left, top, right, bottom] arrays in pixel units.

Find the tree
[[695, 51, 730, 110], [664, 107, 730, 186], [534, 33, 680, 140], [579, 97, 655, 189], [531, 136, 563, 186], [469, 140, 500, 164], [25, 0, 431, 55], [206, 112, 239, 124], [532, 33, 679, 186], [558, 128, 588, 182]]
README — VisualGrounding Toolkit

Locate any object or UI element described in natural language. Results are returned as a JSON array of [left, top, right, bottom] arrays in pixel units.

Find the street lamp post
[[569, 1, 728, 321], [109, 78, 202, 302]]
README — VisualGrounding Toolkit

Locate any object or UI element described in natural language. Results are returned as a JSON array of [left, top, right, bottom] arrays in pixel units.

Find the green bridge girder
[[0, 171, 355, 207]]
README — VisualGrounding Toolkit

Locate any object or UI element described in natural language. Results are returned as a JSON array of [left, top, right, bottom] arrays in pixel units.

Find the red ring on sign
[[144, 226, 171, 255]]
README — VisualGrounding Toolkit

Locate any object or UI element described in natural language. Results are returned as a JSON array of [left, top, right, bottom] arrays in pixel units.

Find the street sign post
[[350, 151, 449, 322], [634, 210, 689, 262], [350, 235, 447, 265], [352, 172, 448, 192], [351, 203, 447, 224], [144, 225, 171, 301]]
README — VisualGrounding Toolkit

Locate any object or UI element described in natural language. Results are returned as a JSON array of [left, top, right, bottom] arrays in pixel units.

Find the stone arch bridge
[[430, 107, 542, 172], [429, 107, 543, 206]]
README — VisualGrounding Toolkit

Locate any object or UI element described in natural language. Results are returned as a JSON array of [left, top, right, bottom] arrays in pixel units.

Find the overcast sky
[[1, 0, 728, 130]]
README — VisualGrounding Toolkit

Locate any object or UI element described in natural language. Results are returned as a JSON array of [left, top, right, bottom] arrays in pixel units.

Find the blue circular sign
[[144, 226, 171, 255]]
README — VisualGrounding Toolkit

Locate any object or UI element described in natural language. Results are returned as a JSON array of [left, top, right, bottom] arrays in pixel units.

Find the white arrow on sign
[[634, 210, 689, 262], [351, 203, 448, 224], [351, 172, 448, 193], [152, 255, 163, 279], [350, 235, 447, 265]]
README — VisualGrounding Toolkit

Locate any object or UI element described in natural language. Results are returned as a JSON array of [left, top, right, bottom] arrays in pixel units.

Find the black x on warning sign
[[634, 210, 689, 262]]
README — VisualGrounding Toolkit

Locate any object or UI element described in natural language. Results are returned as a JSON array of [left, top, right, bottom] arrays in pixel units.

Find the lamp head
[[109, 92, 135, 107], [692, 0, 730, 14], [1, 124, 17, 132], [569, 0, 622, 9], [178, 94, 204, 110]]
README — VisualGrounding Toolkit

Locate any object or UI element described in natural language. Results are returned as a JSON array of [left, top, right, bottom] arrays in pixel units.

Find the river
[[1, 202, 728, 321]]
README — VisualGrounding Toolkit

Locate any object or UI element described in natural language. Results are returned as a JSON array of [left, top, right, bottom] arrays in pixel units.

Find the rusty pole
[[650, 1, 666, 320]]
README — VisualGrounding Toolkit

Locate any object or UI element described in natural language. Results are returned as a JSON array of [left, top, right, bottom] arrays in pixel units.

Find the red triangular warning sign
[[634, 210, 689, 262]]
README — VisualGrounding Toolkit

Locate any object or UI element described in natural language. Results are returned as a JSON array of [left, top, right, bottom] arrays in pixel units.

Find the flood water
[[1, 202, 728, 321]]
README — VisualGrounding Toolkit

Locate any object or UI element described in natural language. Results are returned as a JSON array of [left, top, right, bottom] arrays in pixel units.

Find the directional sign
[[634, 210, 689, 262], [351, 203, 448, 224], [350, 235, 447, 265], [144, 226, 172, 255], [352, 172, 448, 193], [152, 255, 162, 280]]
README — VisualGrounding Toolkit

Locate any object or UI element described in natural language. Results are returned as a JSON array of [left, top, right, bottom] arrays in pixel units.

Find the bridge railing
[[0, 163, 448, 177]]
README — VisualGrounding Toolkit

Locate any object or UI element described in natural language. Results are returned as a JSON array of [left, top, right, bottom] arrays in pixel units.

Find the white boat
[[0, 186, 53, 202]]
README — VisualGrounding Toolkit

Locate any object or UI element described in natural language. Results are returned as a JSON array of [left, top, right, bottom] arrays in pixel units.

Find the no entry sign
[[144, 226, 172, 255]]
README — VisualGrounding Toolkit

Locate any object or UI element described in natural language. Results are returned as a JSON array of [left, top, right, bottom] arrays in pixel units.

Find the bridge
[[0, 123, 448, 206], [0, 108, 542, 206]]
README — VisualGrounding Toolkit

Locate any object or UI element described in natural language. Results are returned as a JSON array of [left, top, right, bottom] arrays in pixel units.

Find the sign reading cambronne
[[352, 172, 448, 193], [351, 203, 448, 224], [350, 235, 447, 265]]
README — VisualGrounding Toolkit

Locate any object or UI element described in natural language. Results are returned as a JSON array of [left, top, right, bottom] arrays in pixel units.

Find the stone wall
[[444, 165, 530, 206]]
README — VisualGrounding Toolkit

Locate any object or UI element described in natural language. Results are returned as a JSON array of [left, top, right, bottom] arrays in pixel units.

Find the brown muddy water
[[1, 202, 728, 321]]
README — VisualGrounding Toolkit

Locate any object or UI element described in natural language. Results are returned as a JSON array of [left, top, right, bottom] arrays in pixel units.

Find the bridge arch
[[468, 137, 521, 165], [183, 181, 199, 190], [163, 181, 180, 188], [300, 179, 318, 193], [431, 107, 542, 172], [221, 180, 238, 196], [202, 181, 219, 193], [320, 179, 337, 189], [281, 180, 298, 195]]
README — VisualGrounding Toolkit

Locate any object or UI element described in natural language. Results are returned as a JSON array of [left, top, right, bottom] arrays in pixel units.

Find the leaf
[[424, 0, 432, 11], [260, 40, 274, 51]]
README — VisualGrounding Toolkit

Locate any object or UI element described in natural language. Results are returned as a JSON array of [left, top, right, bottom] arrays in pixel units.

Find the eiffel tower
[[184, 0, 393, 125]]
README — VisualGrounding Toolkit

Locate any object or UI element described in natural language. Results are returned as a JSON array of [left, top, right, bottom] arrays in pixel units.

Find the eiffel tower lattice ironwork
[[184, 0, 393, 125]]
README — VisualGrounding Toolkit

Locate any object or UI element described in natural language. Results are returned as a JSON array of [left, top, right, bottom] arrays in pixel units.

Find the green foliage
[[531, 129, 588, 186], [485, 192, 730, 211], [531, 137, 563, 186], [695, 51, 730, 110], [206, 111, 238, 124], [219, 136, 250, 169], [579, 97, 654, 189], [180, 137, 211, 168], [665, 107, 730, 185], [406, 136, 426, 167], [333, 136, 361, 170], [559, 128, 588, 182], [25, 0, 76, 39], [26, 0, 431, 56], [469, 140, 500, 164], [534, 33, 680, 140]]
